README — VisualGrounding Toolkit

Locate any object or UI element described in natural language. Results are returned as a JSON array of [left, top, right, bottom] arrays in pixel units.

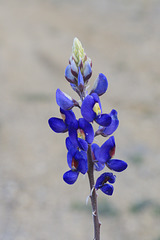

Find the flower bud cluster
[[65, 38, 92, 99], [48, 38, 127, 196]]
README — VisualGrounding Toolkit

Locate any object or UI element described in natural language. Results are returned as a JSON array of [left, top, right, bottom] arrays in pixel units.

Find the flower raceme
[[48, 37, 128, 197]]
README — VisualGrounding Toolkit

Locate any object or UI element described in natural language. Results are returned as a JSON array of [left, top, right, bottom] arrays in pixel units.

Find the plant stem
[[87, 144, 101, 240]]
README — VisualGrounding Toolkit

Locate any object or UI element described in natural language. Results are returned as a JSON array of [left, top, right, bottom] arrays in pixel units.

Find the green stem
[[87, 144, 101, 240]]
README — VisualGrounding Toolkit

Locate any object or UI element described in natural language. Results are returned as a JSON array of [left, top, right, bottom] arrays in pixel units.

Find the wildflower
[[81, 93, 111, 126], [95, 109, 119, 137], [91, 143, 105, 171], [48, 108, 76, 133], [98, 136, 128, 172], [90, 73, 108, 96], [68, 118, 94, 151], [95, 172, 116, 195], [63, 147, 88, 185], [56, 88, 79, 110]]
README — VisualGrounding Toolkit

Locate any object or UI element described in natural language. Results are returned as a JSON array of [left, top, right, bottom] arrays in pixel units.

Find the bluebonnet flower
[[56, 88, 80, 110], [63, 146, 88, 184], [98, 136, 128, 172], [95, 172, 116, 195], [91, 143, 105, 171], [48, 37, 127, 193], [68, 117, 94, 151], [81, 92, 111, 126], [95, 109, 119, 137], [48, 108, 76, 133], [90, 73, 108, 96]]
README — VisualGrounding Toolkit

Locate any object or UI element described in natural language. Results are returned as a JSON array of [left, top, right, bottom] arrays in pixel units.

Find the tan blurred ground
[[0, 0, 160, 239]]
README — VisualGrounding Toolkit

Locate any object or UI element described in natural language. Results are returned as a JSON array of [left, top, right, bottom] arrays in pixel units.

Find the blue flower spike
[[56, 88, 80, 110], [49, 36, 127, 209], [90, 73, 108, 96]]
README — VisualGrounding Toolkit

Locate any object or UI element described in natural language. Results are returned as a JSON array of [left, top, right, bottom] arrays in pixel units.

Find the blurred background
[[0, 0, 160, 239]]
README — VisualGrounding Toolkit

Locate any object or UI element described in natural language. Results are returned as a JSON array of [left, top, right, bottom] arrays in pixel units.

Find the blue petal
[[91, 144, 104, 171], [70, 83, 78, 93], [67, 150, 75, 169], [77, 158, 88, 174], [65, 65, 76, 84], [95, 172, 115, 189], [70, 59, 78, 77], [60, 108, 76, 126], [78, 68, 84, 89], [56, 88, 76, 110], [77, 138, 88, 151], [98, 136, 115, 163], [81, 95, 96, 122], [83, 60, 92, 81], [48, 117, 67, 133], [91, 143, 100, 160], [78, 118, 94, 144], [95, 114, 111, 127], [68, 120, 79, 148], [99, 109, 119, 136], [65, 137, 74, 151], [63, 170, 79, 184], [94, 161, 105, 171], [101, 184, 114, 195], [107, 159, 128, 172], [91, 73, 108, 96]]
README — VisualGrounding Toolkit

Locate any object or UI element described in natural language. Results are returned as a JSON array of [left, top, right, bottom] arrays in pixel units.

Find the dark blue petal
[[65, 137, 74, 151], [68, 120, 79, 148], [107, 159, 128, 172], [81, 95, 96, 122], [78, 150, 87, 161], [65, 65, 76, 84], [48, 117, 67, 133], [91, 73, 108, 96], [95, 114, 111, 127], [77, 158, 88, 174], [56, 88, 75, 110], [98, 136, 115, 163], [60, 108, 76, 126], [101, 184, 114, 195], [78, 68, 84, 89], [95, 172, 115, 189], [67, 150, 76, 169], [70, 83, 79, 93], [99, 109, 119, 136], [77, 138, 88, 151], [91, 143, 100, 160], [91, 93, 102, 113], [83, 61, 92, 81], [63, 170, 79, 184], [94, 161, 105, 171], [78, 118, 94, 144], [70, 58, 78, 77]]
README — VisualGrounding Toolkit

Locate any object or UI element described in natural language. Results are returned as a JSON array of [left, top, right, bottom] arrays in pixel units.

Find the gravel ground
[[0, 0, 160, 239]]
